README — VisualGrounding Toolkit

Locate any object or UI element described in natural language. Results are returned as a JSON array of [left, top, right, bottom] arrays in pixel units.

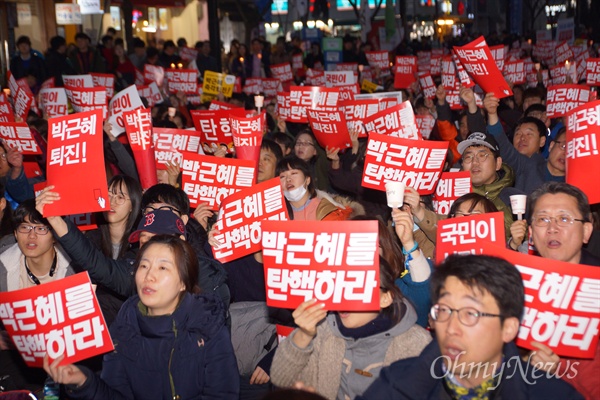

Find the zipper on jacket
[[169, 319, 179, 400]]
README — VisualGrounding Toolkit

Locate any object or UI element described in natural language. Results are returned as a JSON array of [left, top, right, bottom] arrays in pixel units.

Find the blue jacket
[[358, 340, 583, 399], [68, 293, 239, 399]]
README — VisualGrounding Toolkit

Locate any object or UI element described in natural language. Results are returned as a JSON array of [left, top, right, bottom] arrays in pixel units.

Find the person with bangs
[[293, 130, 331, 192], [270, 255, 432, 399]]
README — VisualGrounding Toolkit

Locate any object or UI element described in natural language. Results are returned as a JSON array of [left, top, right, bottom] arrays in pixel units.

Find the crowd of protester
[[1, 26, 599, 399]]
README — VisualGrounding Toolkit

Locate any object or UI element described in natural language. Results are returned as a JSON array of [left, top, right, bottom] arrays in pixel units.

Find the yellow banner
[[361, 80, 379, 93], [202, 71, 236, 98]]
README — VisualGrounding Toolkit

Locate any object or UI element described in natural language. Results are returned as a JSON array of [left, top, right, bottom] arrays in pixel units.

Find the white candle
[[255, 95, 264, 108]]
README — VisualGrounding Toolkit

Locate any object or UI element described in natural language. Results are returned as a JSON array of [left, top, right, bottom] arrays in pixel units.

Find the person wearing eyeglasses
[[293, 130, 331, 192], [358, 254, 583, 399]]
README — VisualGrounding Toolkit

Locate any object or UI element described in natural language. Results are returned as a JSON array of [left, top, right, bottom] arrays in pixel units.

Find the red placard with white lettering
[[550, 64, 568, 85], [190, 109, 246, 154], [335, 63, 358, 72], [555, 41, 574, 64], [179, 47, 198, 63], [208, 100, 242, 110], [231, 112, 264, 163], [212, 178, 289, 262], [546, 85, 591, 118], [430, 53, 443, 76], [307, 109, 351, 150], [13, 87, 33, 121], [123, 108, 158, 190], [270, 63, 294, 83], [363, 101, 421, 140], [165, 69, 198, 94], [0, 122, 41, 155], [419, 73, 437, 100], [325, 71, 356, 87], [181, 153, 255, 210], [0, 102, 14, 123], [62, 74, 94, 88], [107, 85, 144, 136], [45, 110, 108, 216], [153, 128, 202, 168], [431, 171, 472, 215], [453, 36, 513, 99], [453, 54, 475, 88], [337, 83, 359, 102], [41, 77, 55, 90], [490, 44, 506, 72], [262, 220, 380, 311], [478, 242, 600, 359], [144, 64, 165, 87], [39, 88, 68, 118], [586, 58, 600, 86], [288, 86, 340, 123], [262, 78, 283, 98], [90, 73, 115, 98], [366, 51, 389, 69], [136, 82, 164, 107], [441, 56, 458, 91], [135, 69, 145, 86], [394, 56, 417, 89], [276, 324, 294, 343], [415, 114, 436, 140], [417, 51, 431, 74], [305, 69, 325, 86], [0, 272, 113, 367], [565, 100, 600, 204], [362, 133, 448, 195], [503, 60, 526, 85], [64, 85, 107, 118], [339, 99, 380, 139], [276, 92, 291, 121], [435, 212, 505, 263]]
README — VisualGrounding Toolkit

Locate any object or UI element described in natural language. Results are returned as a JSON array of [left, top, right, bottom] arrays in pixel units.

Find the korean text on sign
[[0, 272, 113, 367], [213, 178, 289, 262], [153, 128, 202, 167], [362, 133, 448, 195], [0, 122, 41, 155], [546, 85, 591, 118], [181, 153, 255, 210], [288, 86, 340, 123], [362, 101, 421, 140], [431, 171, 472, 215], [262, 220, 380, 311]]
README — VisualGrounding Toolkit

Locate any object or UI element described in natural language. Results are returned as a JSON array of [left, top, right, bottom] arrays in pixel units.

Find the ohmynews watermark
[[430, 352, 579, 390]]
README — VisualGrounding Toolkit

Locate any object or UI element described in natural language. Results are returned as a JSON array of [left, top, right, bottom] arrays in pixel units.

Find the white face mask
[[284, 185, 307, 202]]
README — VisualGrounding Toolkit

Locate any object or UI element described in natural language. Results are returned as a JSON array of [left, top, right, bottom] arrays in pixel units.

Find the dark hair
[[114, 38, 124, 47], [448, 193, 498, 217], [163, 40, 176, 49], [294, 130, 320, 162], [553, 127, 566, 142], [275, 156, 316, 199], [16, 36, 31, 46], [176, 38, 187, 47], [432, 254, 524, 322], [107, 27, 117, 35], [98, 175, 143, 259], [0, 184, 14, 237], [132, 38, 146, 49], [273, 132, 294, 153], [527, 182, 591, 224], [351, 215, 404, 277], [515, 116, 547, 138], [261, 138, 284, 164], [101, 35, 113, 45], [75, 32, 91, 41], [49, 36, 66, 51], [522, 87, 545, 102], [135, 235, 200, 295], [142, 184, 191, 216], [524, 103, 546, 116], [146, 47, 159, 59], [378, 256, 406, 325], [13, 199, 49, 227]]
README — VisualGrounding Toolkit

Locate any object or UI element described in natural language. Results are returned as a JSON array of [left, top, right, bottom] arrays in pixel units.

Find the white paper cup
[[510, 194, 527, 216], [255, 95, 264, 108], [385, 181, 406, 208]]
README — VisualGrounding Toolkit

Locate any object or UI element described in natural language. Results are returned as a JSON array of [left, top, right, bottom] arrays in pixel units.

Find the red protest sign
[[165, 69, 198, 94], [276, 325, 294, 344], [335, 63, 358, 72], [417, 51, 431, 74], [393, 56, 417, 89], [0, 272, 113, 367], [325, 71, 357, 87], [0, 102, 13, 122], [366, 51, 389, 69], [478, 242, 600, 359], [62, 74, 93, 88], [46, 110, 109, 216], [136, 82, 164, 107], [41, 77, 55, 90], [153, 128, 202, 168], [13, 87, 33, 121], [361, 133, 448, 195], [430, 53, 443, 76], [446, 82, 464, 110], [453, 36, 513, 98], [431, 171, 472, 215], [135, 69, 145, 86], [262, 78, 283, 98], [550, 64, 568, 85], [503, 60, 526, 85], [39, 88, 68, 118], [208, 100, 243, 110], [339, 99, 380, 139], [231, 111, 264, 163], [337, 83, 359, 102], [435, 212, 505, 263], [64, 85, 107, 118], [123, 108, 158, 190], [307, 109, 351, 150], [190, 109, 246, 154], [306, 69, 326, 86], [67, 213, 98, 231], [555, 41, 574, 64], [415, 114, 436, 140], [453, 54, 475, 88], [179, 47, 198, 62], [586, 59, 600, 86], [0, 122, 41, 155], [546, 85, 591, 118], [90, 73, 115, 98], [144, 64, 165, 87], [441, 55, 459, 91], [363, 101, 421, 140], [107, 85, 144, 136], [419, 73, 437, 100], [270, 63, 294, 83], [490, 44, 506, 72], [565, 100, 600, 204], [212, 178, 288, 262], [181, 153, 255, 210], [288, 86, 340, 123], [262, 220, 380, 311]]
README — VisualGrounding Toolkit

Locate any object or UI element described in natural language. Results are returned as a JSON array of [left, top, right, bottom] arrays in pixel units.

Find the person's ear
[[180, 214, 189, 225], [501, 317, 520, 343], [379, 291, 393, 309], [305, 176, 311, 188], [583, 222, 593, 244], [495, 156, 503, 171], [539, 136, 546, 149], [548, 141, 555, 153], [0, 197, 6, 214]]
